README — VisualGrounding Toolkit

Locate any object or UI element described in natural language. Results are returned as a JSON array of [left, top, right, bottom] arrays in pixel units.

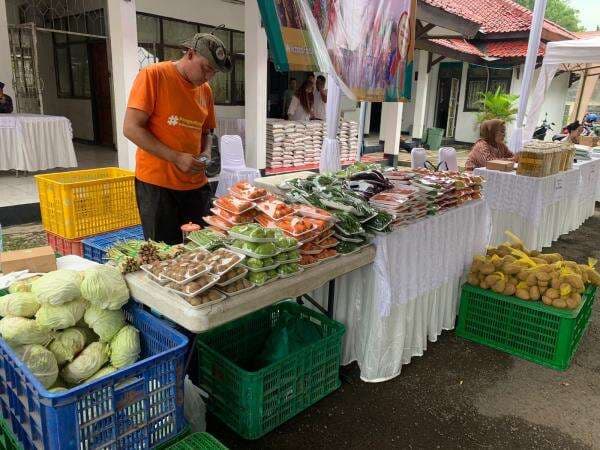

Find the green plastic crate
[[456, 284, 597, 370], [164, 432, 227, 450], [154, 425, 191, 450], [196, 301, 345, 440], [0, 418, 22, 450]]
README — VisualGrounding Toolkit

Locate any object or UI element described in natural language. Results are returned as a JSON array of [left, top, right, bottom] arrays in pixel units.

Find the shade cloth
[[513, 38, 600, 150], [311, 200, 490, 382], [475, 161, 600, 250], [319, 75, 343, 173], [0, 114, 76, 171]]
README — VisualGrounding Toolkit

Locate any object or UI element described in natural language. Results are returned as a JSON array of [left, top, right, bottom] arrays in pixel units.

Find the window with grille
[[136, 13, 245, 106], [464, 65, 513, 111]]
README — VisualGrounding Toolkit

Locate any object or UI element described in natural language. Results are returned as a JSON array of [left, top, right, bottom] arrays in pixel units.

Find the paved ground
[[3, 207, 599, 450]]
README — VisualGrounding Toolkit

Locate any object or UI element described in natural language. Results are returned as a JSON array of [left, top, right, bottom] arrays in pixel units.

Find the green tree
[[515, 0, 583, 32]]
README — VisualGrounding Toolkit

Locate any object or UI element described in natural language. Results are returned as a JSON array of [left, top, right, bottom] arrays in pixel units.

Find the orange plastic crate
[[35, 168, 140, 239]]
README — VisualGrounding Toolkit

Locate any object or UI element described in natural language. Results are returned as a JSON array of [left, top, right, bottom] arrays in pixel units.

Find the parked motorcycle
[[533, 115, 555, 141]]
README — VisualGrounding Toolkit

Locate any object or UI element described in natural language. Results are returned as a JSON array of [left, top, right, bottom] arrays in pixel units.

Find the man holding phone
[[124, 32, 231, 244]]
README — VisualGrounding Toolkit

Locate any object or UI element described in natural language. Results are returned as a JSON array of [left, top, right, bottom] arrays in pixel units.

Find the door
[[89, 41, 113, 146], [8, 24, 43, 114], [370, 102, 382, 134], [445, 78, 460, 138]]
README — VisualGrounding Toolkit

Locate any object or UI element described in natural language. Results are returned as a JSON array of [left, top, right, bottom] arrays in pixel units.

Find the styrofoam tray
[[316, 239, 338, 249], [317, 253, 339, 262], [140, 265, 168, 286], [210, 208, 254, 226], [276, 257, 301, 264], [334, 224, 365, 236], [278, 267, 304, 278], [240, 262, 280, 272], [300, 260, 321, 268], [184, 290, 227, 310], [228, 230, 276, 243], [217, 282, 256, 297], [165, 273, 220, 298], [160, 263, 212, 285], [333, 233, 365, 243], [213, 198, 256, 215], [225, 244, 281, 259], [206, 250, 245, 277], [251, 275, 280, 287], [216, 267, 248, 287]]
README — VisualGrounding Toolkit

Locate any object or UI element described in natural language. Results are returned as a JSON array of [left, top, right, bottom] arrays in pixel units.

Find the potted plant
[[475, 87, 519, 124]]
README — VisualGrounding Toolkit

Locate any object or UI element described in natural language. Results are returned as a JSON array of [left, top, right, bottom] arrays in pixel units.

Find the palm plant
[[475, 87, 519, 124]]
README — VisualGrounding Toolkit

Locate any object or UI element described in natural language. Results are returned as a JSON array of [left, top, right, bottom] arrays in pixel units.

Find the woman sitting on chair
[[465, 119, 514, 170], [561, 121, 583, 144]]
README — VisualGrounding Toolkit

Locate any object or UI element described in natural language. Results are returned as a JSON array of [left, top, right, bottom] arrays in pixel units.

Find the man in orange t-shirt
[[124, 32, 231, 244]]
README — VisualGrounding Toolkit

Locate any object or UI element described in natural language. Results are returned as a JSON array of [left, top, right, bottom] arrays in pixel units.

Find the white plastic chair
[[411, 147, 427, 169], [438, 147, 458, 171], [215, 135, 260, 197]]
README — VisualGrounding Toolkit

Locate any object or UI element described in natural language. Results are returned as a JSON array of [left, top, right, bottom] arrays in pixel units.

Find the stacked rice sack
[[0, 266, 140, 391], [467, 233, 600, 310]]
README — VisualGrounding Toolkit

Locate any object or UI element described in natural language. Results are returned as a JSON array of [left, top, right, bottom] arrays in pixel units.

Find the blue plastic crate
[[0, 303, 188, 450], [82, 226, 144, 263]]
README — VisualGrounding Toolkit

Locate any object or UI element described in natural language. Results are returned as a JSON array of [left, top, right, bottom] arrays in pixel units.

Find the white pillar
[[382, 102, 403, 156], [0, 0, 14, 99], [244, 0, 268, 170], [412, 50, 430, 141], [106, 0, 139, 170], [379, 102, 390, 142], [364, 102, 372, 134]]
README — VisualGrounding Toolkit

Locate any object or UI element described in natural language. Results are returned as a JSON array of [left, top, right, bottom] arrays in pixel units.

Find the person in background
[[562, 120, 584, 144], [123, 32, 232, 244], [313, 75, 327, 120], [0, 82, 13, 114], [283, 77, 297, 119], [287, 79, 314, 121], [465, 119, 514, 170]]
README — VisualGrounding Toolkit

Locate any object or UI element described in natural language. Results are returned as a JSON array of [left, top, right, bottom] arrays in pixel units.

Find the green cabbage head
[[84, 305, 125, 342], [31, 270, 82, 305], [61, 342, 109, 385], [86, 365, 118, 382], [0, 292, 40, 317], [36, 299, 88, 331], [8, 275, 42, 294], [0, 316, 53, 346], [48, 327, 96, 366], [15, 344, 59, 389], [110, 325, 140, 368], [81, 266, 129, 310]]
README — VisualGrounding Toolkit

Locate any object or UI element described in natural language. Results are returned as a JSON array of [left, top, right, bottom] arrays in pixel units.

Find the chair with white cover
[[438, 147, 458, 171], [215, 135, 260, 197], [411, 147, 427, 169]]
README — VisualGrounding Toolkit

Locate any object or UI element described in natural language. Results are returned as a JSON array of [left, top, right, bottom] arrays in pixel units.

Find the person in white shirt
[[313, 75, 327, 120], [287, 79, 314, 121]]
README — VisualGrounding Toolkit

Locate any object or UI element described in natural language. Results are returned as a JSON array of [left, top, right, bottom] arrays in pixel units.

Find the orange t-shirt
[[127, 61, 216, 190]]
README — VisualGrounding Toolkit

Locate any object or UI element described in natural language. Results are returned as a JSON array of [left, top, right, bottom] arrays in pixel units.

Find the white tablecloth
[[0, 114, 77, 171], [474, 167, 589, 250], [311, 200, 491, 382]]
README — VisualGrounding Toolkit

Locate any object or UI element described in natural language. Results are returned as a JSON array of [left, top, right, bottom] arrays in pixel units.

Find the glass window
[[55, 46, 71, 97], [211, 72, 231, 104], [463, 64, 512, 111], [86, 10, 106, 37], [232, 31, 244, 55], [163, 19, 197, 46], [137, 14, 160, 44], [233, 57, 244, 104], [69, 43, 90, 97], [465, 80, 486, 111], [164, 46, 184, 61]]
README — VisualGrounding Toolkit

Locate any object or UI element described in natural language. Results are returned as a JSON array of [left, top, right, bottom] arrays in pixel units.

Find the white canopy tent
[[512, 37, 600, 151]]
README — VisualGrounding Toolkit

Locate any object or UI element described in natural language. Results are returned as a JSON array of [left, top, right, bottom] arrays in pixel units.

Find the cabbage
[[48, 327, 96, 366], [80, 266, 129, 310], [0, 292, 41, 317], [31, 270, 82, 305], [84, 305, 125, 342], [8, 275, 42, 294], [61, 342, 109, 385], [15, 344, 59, 388], [110, 326, 140, 368], [36, 299, 88, 331], [0, 316, 53, 346], [86, 365, 118, 382]]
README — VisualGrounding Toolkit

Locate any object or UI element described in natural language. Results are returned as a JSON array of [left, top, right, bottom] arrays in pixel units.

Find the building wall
[[136, 0, 243, 31]]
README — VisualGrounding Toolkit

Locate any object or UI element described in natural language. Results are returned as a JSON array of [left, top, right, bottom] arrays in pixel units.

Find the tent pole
[[574, 68, 589, 121]]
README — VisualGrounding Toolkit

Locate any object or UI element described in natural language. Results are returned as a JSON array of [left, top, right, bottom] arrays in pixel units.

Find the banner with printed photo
[[258, 0, 416, 102]]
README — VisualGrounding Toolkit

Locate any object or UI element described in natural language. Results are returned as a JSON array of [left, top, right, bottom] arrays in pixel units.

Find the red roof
[[575, 31, 600, 40], [430, 38, 545, 59], [421, 0, 576, 40]]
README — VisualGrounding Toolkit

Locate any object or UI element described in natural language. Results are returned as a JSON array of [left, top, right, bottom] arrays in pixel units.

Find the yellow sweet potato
[[517, 270, 531, 281], [545, 288, 559, 300], [552, 298, 567, 309], [480, 280, 489, 290], [503, 262, 525, 275], [529, 250, 541, 257], [526, 273, 538, 287], [538, 253, 563, 264], [503, 283, 516, 296], [516, 288, 530, 301], [566, 296, 580, 310], [485, 274, 502, 286], [492, 279, 506, 294], [551, 275, 561, 290], [542, 295, 552, 305], [529, 286, 540, 301], [480, 263, 495, 275], [562, 274, 584, 291], [471, 255, 486, 273], [467, 272, 479, 286], [539, 286, 548, 295], [535, 271, 552, 282]]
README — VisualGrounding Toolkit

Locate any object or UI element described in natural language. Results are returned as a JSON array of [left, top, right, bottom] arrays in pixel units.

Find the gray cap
[[182, 33, 232, 73]]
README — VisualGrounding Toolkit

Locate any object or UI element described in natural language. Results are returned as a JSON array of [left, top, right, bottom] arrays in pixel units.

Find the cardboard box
[[579, 136, 599, 147], [1, 246, 57, 274], [486, 159, 514, 172]]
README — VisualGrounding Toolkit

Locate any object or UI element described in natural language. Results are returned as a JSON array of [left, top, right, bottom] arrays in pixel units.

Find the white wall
[[136, 0, 243, 31], [36, 32, 95, 141]]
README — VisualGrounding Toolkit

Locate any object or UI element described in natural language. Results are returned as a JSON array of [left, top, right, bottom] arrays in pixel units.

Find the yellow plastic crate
[[35, 167, 140, 239]]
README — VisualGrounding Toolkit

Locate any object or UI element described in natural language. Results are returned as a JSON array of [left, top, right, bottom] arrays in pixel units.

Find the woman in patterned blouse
[[465, 119, 514, 170]]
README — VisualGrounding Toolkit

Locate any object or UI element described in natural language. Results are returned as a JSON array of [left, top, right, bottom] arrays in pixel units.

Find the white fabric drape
[[357, 101, 367, 161], [0, 114, 77, 171], [513, 37, 600, 151], [509, 0, 548, 153], [308, 200, 491, 382], [475, 160, 600, 250], [319, 76, 343, 173]]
